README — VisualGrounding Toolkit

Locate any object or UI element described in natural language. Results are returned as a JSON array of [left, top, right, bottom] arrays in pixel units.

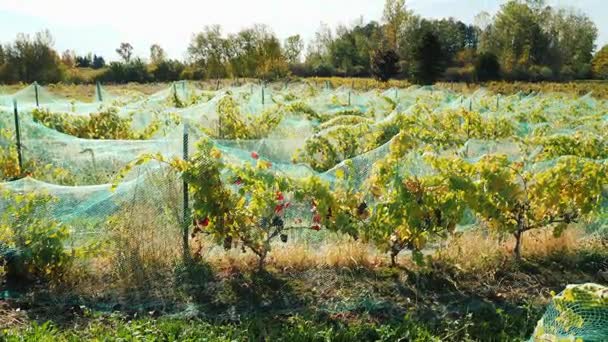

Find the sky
[[0, 0, 606, 61]]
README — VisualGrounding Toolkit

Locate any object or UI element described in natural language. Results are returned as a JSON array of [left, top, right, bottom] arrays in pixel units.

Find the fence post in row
[[13, 99, 23, 174], [34, 81, 39, 107], [262, 86, 265, 106], [469, 99, 473, 112], [96, 81, 103, 102], [348, 91, 351, 106], [182, 123, 190, 262]]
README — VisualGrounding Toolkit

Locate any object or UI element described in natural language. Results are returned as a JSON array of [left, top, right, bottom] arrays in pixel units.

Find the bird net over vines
[[0, 81, 607, 339]]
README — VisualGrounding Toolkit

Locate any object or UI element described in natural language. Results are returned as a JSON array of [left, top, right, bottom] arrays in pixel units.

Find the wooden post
[[182, 123, 190, 261], [348, 91, 351, 106], [96, 82, 103, 102], [34, 82, 39, 107], [13, 99, 23, 173]]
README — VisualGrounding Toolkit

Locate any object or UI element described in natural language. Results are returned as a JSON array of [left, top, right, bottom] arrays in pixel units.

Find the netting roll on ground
[[530, 283, 608, 342]]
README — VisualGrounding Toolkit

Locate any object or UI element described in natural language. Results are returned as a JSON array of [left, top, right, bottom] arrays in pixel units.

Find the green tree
[[475, 52, 500, 81], [383, 0, 412, 51], [371, 47, 399, 82], [116, 42, 133, 62], [92, 55, 105, 69], [0, 30, 65, 83], [283, 35, 304, 64], [150, 59, 185, 82], [592, 45, 608, 79], [480, 1, 550, 79], [329, 22, 382, 76], [149, 44, 166, 65], [546, 8, 597, 78], [410, 30, 444, 84], [188, 25, 228, 80]]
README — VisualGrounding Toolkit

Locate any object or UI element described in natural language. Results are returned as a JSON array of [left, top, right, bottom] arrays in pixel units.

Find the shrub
[[0, 190, 73, 282], [98, 58, 151, 83], [150, 60, 185, 82], [475, 52, 501, 82], [371, 48, 399, 82]]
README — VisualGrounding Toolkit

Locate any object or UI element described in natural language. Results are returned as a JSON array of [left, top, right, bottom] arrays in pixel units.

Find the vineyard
[[1, 80, 607, 341]]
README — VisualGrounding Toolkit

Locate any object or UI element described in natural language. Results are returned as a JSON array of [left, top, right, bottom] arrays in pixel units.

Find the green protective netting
[[531, 283, 608, 342], [0, 81, 607, 249]]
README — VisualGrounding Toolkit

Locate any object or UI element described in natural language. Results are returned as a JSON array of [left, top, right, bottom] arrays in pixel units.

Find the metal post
[[13, 99, 23, 173], [469, 99, 473, 111], [496, 95, 500, 110], [262, 86, 265, 106], [182, 123, 190, 260], [34, 82, 39, 107], [96, 82, 103, 102], [218, 111, 222, 139]]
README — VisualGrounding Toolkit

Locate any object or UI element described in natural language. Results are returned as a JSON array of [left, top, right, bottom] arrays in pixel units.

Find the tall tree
[[188, 25, 228, 79], [61, 50, 76, 68], [92, 55, 106, 69], [480, 1, 550, 78], [149, 44, 166, 65], [371, 47, 399, 82], [116, 42, 133, 62], [592, 45, 608, 79], [383, 0, 411, 50], [410, 30, 444, 84], [0, 30, 64, 83], [329, 22, 382, 76], [283, 35, 304, 64], [546, 8, 597, 77]]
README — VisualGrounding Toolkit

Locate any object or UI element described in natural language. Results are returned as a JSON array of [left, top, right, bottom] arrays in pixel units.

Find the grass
[[1, 227, 606, 341]]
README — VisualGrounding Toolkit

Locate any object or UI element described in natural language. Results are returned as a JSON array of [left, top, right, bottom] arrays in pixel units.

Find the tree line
[[1, 0, 608, 85]]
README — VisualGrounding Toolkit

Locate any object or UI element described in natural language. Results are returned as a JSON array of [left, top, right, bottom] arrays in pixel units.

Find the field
[[0, 79, 607, 341]]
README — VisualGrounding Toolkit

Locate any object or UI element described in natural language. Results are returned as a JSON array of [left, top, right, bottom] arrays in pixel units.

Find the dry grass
[[435, 227, 591, 274], [520, 228, 583, 257], [190, 237, 388, 274], [434, 231, 507, 273], [0, 302, 27, 330], [57, 222, 601, 301]]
